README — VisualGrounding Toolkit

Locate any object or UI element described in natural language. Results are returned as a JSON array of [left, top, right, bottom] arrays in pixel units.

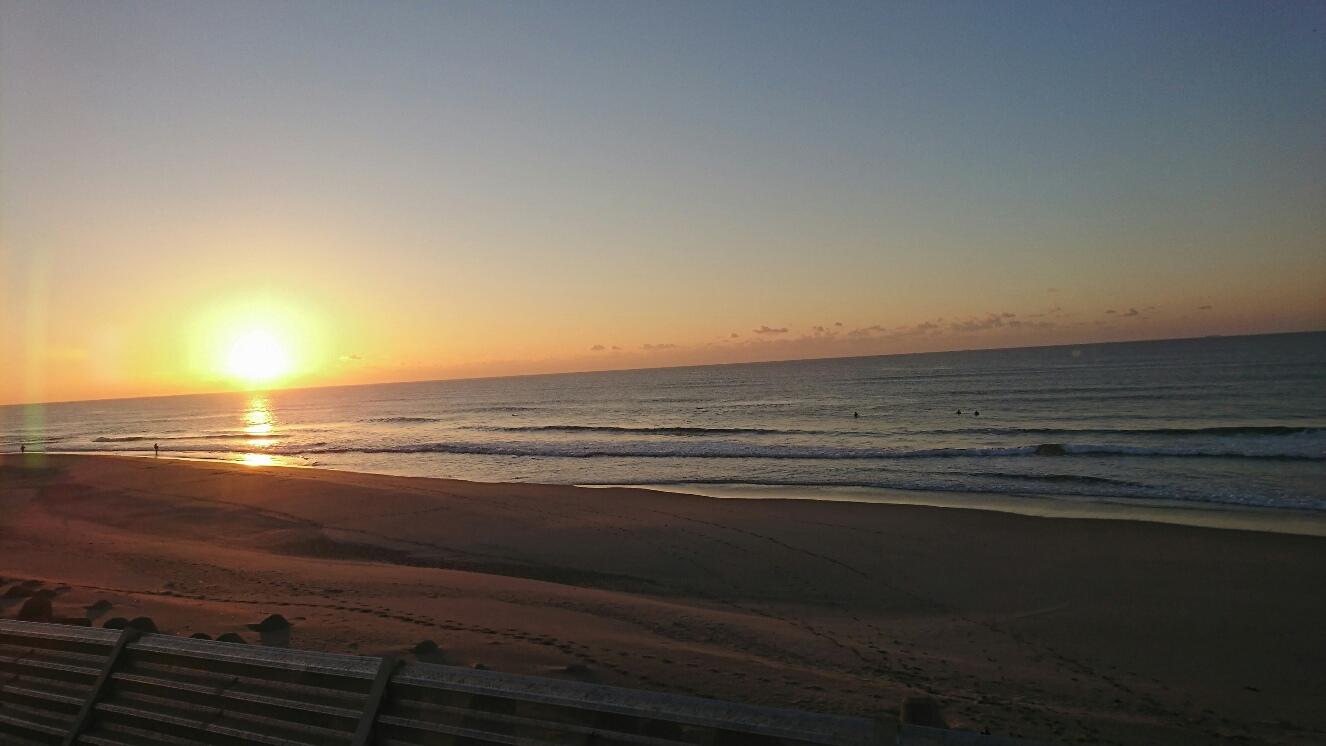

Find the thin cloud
[[898, 321, 939, 336], [752, 325, 789, 335], [590, 344, 605, 351], [641, 343, 678, 351], [949, 313, 1017, 333], [1122, 307, 1139, 317], [1198, 304, 1213, 311], [848, 324, 888, 338]]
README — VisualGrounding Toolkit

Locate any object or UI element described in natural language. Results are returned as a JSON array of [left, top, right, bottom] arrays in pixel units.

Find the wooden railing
[[0, 620, 1033, 746]]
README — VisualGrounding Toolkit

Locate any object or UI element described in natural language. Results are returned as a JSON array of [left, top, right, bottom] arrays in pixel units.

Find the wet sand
[[638, 482, 1326, 537], [2, 454, 1324, 744]]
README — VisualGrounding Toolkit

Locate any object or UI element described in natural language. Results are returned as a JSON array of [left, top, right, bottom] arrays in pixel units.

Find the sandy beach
[[2, 454, 1323, 744]]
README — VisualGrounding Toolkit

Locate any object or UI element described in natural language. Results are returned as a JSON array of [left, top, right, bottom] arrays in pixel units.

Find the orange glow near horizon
[[167, 296, 336, 398]]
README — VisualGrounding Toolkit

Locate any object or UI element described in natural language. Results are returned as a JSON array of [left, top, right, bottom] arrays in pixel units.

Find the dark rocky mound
[[103, 617, 129, 630], [217, 632, 247, 644], [412, 640, 440, 656], [190, 632, 212, 640], [17, 594, 53, 622], [245, 614, 292, 632], [126, 617, 159, 633]]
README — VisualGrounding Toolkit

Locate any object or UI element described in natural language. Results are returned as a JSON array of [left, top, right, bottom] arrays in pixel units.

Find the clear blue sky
[[2, 1, 1323, 402]]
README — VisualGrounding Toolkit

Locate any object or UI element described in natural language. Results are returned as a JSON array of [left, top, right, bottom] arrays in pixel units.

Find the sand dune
[[2, 454, 1323, 744]]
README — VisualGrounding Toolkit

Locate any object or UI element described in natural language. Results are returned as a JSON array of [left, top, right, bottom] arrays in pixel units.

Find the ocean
[[4, 332, 1324, 512]]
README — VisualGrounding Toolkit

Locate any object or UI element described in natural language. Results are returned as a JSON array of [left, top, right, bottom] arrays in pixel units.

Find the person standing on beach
[[153, 443, 159, 457]]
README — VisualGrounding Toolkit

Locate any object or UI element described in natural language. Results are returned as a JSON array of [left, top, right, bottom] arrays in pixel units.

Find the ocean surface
[[4, 332, 1324, 512]]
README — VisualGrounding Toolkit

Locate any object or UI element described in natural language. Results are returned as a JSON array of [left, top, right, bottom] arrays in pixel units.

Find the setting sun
[[225, 330, 292, 385]]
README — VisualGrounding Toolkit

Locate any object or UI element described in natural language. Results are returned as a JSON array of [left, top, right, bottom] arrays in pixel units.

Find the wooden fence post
[[352, 654, 400, 746], [61, 627, 140, 746]]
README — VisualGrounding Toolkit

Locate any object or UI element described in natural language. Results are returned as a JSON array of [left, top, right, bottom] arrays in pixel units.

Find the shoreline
[[39, 451, 1326, 538], [3, 453, 1325, 743], [607, 481, 1326, 538]]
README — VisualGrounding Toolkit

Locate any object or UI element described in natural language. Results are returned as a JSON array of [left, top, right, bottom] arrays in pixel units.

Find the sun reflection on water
[[240, 397, 278, 465], [243, 398, 275, 436], [240, 453, 276, 467]]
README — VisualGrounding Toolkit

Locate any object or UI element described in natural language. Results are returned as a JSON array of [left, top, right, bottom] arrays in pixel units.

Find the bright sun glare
[[225, 330, 292, 385]]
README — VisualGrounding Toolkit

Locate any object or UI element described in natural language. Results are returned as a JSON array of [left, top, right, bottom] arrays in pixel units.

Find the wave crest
[[256, 440, 1323, 461]]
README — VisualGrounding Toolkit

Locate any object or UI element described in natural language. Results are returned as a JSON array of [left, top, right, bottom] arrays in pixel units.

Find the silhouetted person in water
[[956, 409, 962, 415], [973, 411, 980, 417], [853, 411, 859, 418], [19, 444, 25, 453], [153, 443, 159, 457]]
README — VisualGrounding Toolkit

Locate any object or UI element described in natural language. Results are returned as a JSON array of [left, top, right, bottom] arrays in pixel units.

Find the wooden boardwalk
[[0, 620, 1034, 746]]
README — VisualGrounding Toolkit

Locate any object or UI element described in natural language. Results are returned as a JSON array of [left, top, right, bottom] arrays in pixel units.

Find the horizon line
[[4, 327, 1322, 410]]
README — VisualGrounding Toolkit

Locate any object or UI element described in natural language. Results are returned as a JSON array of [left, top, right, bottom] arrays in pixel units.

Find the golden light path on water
[[240, 397, 278, 466]]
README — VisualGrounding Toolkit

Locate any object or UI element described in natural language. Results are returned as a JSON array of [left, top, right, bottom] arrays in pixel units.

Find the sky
[[2, 1, 1323, 404]]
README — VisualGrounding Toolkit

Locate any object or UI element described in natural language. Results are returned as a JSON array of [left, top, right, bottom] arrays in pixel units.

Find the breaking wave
[[475, 425, 809, 436], [249, 440, 1324, 461]]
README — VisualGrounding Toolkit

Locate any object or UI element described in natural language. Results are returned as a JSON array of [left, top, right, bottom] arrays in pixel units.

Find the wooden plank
[[0, 621, 121, 647], [1, 684, 86, 709], [121, 658, 369, 708], [0, 708, 72, 737], [351, 655, 398, 746], [128, 635, 379, 681], [90, 702, 332, 746], [2, 620, 1043, 746], [0, 654, 103, 680], [392, 662, 884, 746], [109, 672, 361, 720], [60, 628, 139, 746]]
